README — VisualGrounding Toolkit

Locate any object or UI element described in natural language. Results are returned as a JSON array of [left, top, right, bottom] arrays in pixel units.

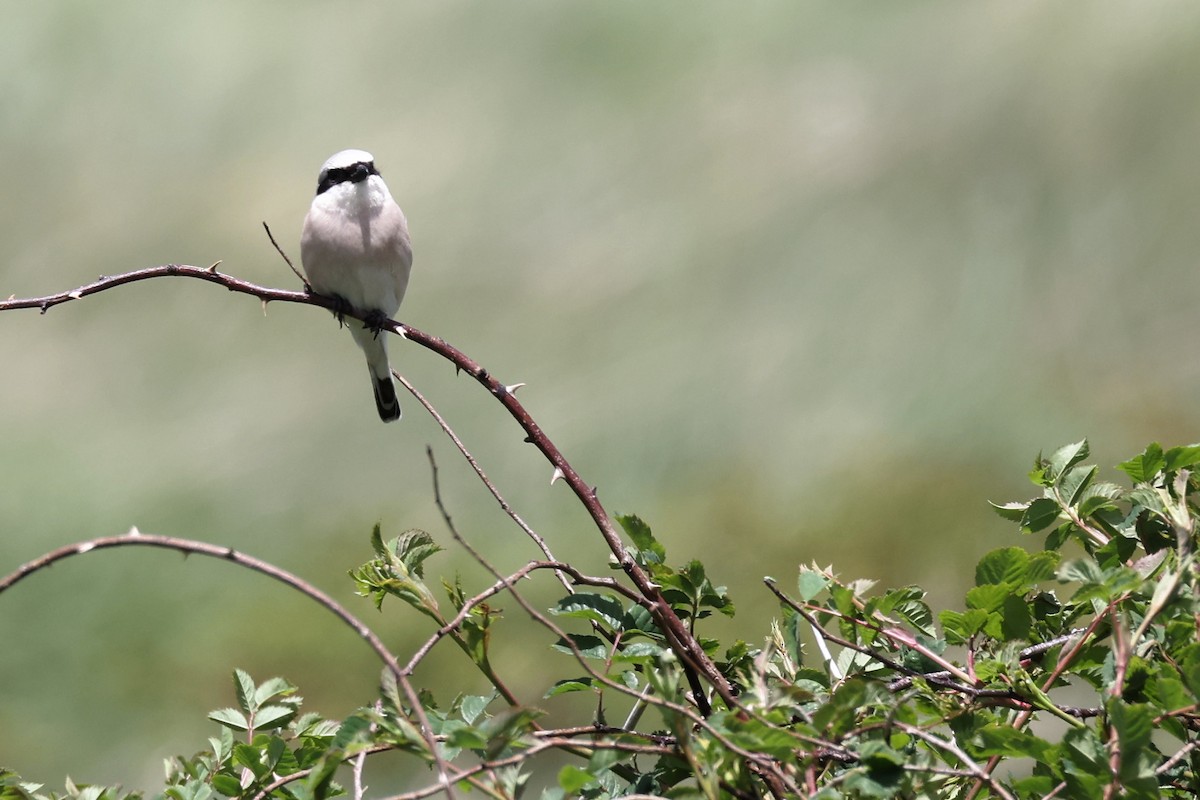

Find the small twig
[[401, 559, 641, 677], [262, 221, 309, 289], [400, 373, 572, 595], [896, 723, 1017, 800]]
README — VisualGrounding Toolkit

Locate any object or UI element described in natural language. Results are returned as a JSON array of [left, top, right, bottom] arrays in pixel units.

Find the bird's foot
[[363, 309, 391, 340], [321, 293, 353, 329]]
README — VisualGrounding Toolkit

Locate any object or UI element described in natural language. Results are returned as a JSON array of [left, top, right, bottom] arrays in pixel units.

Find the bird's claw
[[364, 309, 390, 340]]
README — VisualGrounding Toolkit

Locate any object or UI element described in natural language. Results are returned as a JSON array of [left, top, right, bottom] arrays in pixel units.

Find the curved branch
[[0, 531, 456, 799], [0, 264, 737, 711]]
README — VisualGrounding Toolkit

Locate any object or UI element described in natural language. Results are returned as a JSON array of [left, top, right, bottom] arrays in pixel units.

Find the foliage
[[7, 412, 1200, 799]]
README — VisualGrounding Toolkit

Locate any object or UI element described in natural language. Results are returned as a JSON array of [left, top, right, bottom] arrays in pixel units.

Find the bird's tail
[[351, 323, 402, 423]]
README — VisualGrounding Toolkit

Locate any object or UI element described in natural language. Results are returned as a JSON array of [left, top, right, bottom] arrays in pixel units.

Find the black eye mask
[[315, 161, 381, 196]]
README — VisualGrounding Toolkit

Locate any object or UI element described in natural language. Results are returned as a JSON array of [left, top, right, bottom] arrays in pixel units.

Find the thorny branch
[[0, 263, 736, 713]]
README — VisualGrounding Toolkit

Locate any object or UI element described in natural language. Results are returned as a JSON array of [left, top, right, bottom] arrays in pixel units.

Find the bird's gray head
[[315, 149, 380, 196]]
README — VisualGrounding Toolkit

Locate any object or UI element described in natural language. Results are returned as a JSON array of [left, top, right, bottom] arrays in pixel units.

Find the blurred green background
[[3, 1, 1200, 791]]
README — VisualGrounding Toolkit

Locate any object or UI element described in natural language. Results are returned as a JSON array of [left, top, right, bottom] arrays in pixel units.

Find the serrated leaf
[[1000, 594, 1032, 641], [1119, 443, 1165, 483], [254, 704, 296, 730], [990, 500, 1029, 522], [459, 693, 493, 725], [210, 775, 242, 796], [616, 514, 666, 562], [1058, 558, 1104, 585], [798, 567, 829, 602], [966, 584, 1010, 612], [1022, 551, 1060, 585], [551, 633, 608, 660], [332, 714, 373, 749], [1059, 464, 1098, 506], [975, 547, 1029, 587], [1077, 482, 1123, 517], [612, 641, 665, 663], [1046, 440, 1090, 482], [233, 669, 257, 713], [208, 707, 249, 731], [974, 725, 1055, 763], [1021, 498, 1061, 533], [1108, 700, 1154, 771], [551, 593, 624, 630], [621, 604, 658, 638], [1165, 443, 1200, 472], [253, 677, 295, 708]]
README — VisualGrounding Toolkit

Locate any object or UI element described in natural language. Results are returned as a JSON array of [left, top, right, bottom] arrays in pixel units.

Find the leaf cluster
[[9, 439, 1200, 799]]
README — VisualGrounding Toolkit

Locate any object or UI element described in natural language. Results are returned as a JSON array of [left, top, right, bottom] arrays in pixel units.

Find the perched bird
[[300, 149, 413, 422]]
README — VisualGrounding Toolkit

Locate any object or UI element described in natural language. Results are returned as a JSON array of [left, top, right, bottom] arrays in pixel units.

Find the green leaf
[[557, 765, 595, 794], [208, 707, 249, 731], [616, 514, 666, 563], [797, 567, 830, 602], [1077, 482, 1125, 517], [1118, 443, 1165, 483], [210, 774, 242, 796], [975, 547, 1028, 587], [965, 584, 1010, 612], [253, 704, 296, 730], [233, 669, 257, 714], [1021, 498, 1061, 533], [253, 677, 295, 708], [1108, 700, 1154, 775], [1046, 439, 1090, 482], [974, 724, 1055, 763], [1059, 464, 1097, 506], [544, 678, 595, 699], [999, 594, 1032, 641], [459, 693, 494, 725], [1023, 551, 1060, 585], [442, 720, 488, 751], [612, 641, 665, 663], [1164, 443, 1200, 472], [551, 593, 624, 630], [551, 633, 609, 660]]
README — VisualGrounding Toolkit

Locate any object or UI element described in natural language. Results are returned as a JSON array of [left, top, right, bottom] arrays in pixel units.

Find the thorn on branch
[[207, 260, 222, 273], [550, 467, 565, 486]]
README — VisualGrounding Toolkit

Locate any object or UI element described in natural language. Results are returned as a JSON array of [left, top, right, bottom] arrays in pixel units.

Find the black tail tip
[[373, 376, 402, 423]]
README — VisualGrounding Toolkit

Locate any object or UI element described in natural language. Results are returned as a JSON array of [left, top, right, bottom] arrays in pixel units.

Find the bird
[[300, 149, 413, 422]]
